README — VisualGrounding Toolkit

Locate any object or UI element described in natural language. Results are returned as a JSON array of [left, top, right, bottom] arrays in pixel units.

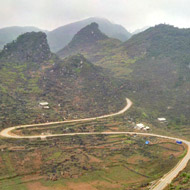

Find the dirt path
[[0, 98, 132, 139]]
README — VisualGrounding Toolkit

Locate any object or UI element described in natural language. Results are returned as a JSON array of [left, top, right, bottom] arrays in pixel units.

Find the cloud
[[0, 0, 190, 31]]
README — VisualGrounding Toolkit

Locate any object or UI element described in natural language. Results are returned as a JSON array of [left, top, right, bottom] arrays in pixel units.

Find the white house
[[135, 123, 150, 131], [39, 102, 49, 106], [43, 106, 50, 109], [144, 126, 150, 131], [135, 123, 145, 130], [158, 118, 167, 122]]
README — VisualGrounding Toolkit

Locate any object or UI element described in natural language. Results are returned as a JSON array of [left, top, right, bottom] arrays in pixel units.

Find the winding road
[[0, 98, 190, 190]]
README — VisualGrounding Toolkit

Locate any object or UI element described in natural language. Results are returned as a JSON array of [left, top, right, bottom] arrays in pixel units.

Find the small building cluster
[[39, 102, 49, 109], [134, 123, 150, 131]]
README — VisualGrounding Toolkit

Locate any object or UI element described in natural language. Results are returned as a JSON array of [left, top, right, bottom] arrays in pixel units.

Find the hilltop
[[0, 26, 43, 50], [124, 24, 190, 57], [58, 22, 109, 58], [122, 24, 190, 122], [66, 22, 108, 46], [57, 22, 121, 62], [0, 32, 52, 63]]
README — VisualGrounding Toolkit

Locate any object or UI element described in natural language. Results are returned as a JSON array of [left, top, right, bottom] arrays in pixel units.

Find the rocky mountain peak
[[68, 22, 108, 48], [0, 32, 51, 63]]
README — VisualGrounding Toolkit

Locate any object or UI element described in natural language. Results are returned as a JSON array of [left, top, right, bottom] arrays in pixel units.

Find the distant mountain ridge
[[47, 17, 131, 52], [0, 18, 131, 53]]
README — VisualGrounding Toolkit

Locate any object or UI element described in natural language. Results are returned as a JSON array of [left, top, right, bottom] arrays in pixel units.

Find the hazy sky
[[1, 0, 190, 32]]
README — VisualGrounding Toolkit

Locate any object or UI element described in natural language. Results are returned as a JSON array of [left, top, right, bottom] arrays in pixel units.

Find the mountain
[[58, 23, 190, 124], [47, 17, 131, 52], [57, 22, 114, 58], [0, 26, 43, 50], [0, 32, 52, 63], [0, 32, 125, 128], [57, 23, 129, 78], [122, 24, 190, 124], [57, 22, 123, 65], [124, 24, 190, 57], [1, 23, 189, 129], [121, 24, 190, 122]]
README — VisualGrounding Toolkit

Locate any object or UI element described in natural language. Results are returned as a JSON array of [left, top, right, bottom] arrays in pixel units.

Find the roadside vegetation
[[165, 161, 190, 190]]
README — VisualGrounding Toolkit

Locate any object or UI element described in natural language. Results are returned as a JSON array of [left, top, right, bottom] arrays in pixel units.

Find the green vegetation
[[58, 23, 190, 125], [0, 177, 27, 190], [0, 134, 185, 190], [0, 22, 190, 190]]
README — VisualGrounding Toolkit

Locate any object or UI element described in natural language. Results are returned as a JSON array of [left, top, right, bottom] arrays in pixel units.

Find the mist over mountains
[[0, 17, 131, 52], [47, 17, 131, 52]]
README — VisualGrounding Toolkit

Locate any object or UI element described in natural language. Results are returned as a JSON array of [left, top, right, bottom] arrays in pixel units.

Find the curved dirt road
[[0, 98, 190, 190], [0, 98, 132, 138]]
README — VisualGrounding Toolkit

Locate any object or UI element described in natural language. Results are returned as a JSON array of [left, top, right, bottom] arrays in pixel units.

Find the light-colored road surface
[[0, 98, 132, 138], [0, 98, 190, 190]]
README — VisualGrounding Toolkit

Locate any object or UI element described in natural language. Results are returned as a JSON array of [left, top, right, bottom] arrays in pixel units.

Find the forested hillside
[[57, 23, 190, 125]]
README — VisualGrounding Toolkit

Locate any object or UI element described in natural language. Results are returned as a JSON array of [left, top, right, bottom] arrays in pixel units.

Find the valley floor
[[0, 98, 189, 190]]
